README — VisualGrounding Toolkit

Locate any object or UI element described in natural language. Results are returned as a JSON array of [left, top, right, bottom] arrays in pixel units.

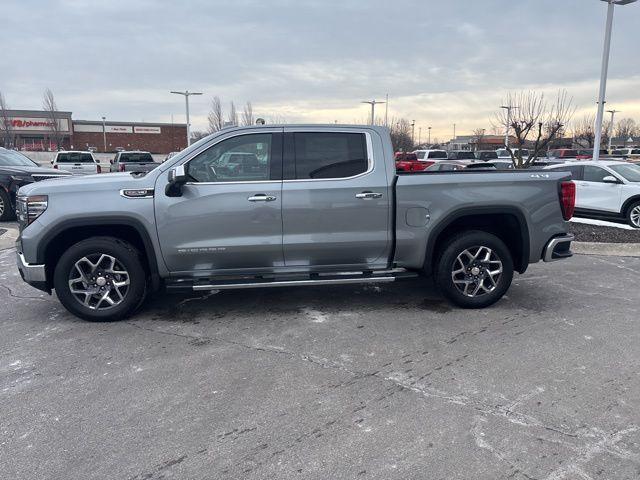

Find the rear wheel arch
[[38, 218, 161, 291], [424, 208, 530, 276]]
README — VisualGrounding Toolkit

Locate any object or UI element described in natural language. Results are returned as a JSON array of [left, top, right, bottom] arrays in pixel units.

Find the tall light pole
[[101, 116, 107, 153], [593, 0, 637, 161], [384, 93, 389, 127], [418, 127, 422, 145], [453, 123, 456, 141], [361, 100, 385, 125], [428, 126, 432, 145], [500, 105, 517, 147], [171, 90, 203, 147], [411, 120, 416, 145], [606, 109, 620, 152]]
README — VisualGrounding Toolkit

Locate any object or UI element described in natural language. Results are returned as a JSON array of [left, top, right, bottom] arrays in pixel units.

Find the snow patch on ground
[[570, 217, 635, 230], [301, 308, 328, 323]]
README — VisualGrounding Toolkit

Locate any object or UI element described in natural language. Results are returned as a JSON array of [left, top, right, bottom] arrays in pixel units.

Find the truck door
[[154, 130, 284, 274], [281, 129, 391, 268]]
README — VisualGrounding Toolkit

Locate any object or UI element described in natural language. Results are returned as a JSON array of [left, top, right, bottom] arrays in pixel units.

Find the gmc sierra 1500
[[15, 125, 575, 321]]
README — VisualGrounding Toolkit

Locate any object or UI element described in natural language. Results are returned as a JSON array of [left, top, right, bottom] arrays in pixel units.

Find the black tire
[[53, 236, 147, 321], [434, 230, 514, 309], [0, 188, 14, 221], [626, 200, 640, 228]]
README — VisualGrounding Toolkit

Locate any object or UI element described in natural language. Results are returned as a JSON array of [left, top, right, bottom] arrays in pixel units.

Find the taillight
[[560, 181, 576, 221], [96, 165, 102, 174], [119, 164, 125, 172]]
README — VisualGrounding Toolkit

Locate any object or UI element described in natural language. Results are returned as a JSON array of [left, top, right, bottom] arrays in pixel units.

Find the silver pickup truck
[[15, 125, 575, 321]]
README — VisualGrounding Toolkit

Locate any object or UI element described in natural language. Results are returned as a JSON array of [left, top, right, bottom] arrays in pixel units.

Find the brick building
[[1, 109, 187, 154], [73, 120, 187, 153]]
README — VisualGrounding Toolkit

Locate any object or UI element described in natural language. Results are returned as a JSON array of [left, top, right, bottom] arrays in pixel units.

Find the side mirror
[[602, 175, 620, 184], [110, 159, 114, 164], [165, 164, 188, 197]]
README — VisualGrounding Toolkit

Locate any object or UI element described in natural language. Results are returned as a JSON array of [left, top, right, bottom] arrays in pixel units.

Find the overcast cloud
[[2, 0, 639, 139]]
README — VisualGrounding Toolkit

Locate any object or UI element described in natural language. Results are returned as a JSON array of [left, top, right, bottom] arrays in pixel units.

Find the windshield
[[478, 151, 498, 160], [0, 149, 38, 167], [119, 152, 154, 163], [56, 152, 95, 163], [427, 151, 448, 159], [609, 164, 640, 182]]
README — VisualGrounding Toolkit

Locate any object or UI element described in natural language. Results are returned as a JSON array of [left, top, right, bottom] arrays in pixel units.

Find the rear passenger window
[[583, 166, 609, 183], [556, 165, 582, 180], [294, 132, 368, 179]]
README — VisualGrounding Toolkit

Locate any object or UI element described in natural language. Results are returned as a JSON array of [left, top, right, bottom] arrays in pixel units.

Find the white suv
[[52, 151, 101, 175], [545, 160, 640, 227]]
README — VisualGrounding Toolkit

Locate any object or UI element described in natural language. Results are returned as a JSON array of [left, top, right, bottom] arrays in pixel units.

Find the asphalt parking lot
[[1, 243, 639, 480]]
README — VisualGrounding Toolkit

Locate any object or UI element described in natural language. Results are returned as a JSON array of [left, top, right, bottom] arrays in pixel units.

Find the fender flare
[[423, 206, 531, 275]]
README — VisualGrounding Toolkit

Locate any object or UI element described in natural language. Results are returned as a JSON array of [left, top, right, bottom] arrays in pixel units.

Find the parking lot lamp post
[[593, 0, 637, 161], [606, 109, 620, 151], [361, 100, 385, 125], [101, 116, 107, 153], [171, 90, 203, 147], [500, 105, 517, 148], [428, 126, 432, 145], [411, 120, 416, 145]]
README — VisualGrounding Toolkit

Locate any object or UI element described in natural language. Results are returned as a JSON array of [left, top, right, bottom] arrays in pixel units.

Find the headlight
[[11, 174, 33, 182], [16, 195, 48, 227]]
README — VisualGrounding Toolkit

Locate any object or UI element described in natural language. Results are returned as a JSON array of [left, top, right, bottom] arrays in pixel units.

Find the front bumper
[[542, 234, 574, 262], [16, 251, 49, 292]]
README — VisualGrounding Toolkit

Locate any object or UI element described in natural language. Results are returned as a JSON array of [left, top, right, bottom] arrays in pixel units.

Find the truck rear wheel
[[53, 236, 147, 321], [434, 230, 513, 309]]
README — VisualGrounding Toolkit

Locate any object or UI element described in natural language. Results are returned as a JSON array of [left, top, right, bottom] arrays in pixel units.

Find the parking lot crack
[[0, 283, 48, 301]]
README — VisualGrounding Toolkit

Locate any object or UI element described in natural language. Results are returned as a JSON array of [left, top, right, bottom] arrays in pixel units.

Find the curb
[[572, 241, 640, 258], [0, 226, 18, 251]]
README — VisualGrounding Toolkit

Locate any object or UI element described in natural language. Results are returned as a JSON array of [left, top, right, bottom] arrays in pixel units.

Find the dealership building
[[1, 109, 187, 154]]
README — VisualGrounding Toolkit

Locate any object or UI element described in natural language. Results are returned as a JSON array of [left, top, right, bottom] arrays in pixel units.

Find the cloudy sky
[[2, 0, 640, 140]]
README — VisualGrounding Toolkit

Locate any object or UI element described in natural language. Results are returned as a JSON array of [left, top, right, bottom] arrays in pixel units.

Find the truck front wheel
[[434, 230, 514, 309], [53, 236, 147, 321]]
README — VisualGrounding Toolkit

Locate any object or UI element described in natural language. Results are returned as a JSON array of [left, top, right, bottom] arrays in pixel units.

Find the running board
[[192, 276, 397, 291]]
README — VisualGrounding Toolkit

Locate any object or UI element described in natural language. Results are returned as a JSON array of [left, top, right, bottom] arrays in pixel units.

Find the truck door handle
[[248, 194, 277, 202], [356, 192, 383, 200]]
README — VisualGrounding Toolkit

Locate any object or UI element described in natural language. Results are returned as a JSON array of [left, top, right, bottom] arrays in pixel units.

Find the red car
[[395, 152, 430, 172]]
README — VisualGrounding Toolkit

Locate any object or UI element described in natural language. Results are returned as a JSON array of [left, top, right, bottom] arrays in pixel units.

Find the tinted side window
[[583, 166, 609, 183], [294, 132, 367, 179], [187, 134, 272, 183], [554, 165, 582, 179], [427, 151, 448, 159]]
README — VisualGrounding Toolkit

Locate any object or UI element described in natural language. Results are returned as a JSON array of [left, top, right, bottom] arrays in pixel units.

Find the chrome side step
[[192, 276, 397, 291]]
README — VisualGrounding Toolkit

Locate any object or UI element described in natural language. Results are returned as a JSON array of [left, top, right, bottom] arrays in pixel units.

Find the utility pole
[[500, 105, 517, 147], [593, 0, 637, 161], [361, 100, 385, 125], [171, 90, 203, 146], [606, 109, 620, 152], [101, 116, 107, 153], [384, 93, 389, 127], [411, 120, 416, 145]]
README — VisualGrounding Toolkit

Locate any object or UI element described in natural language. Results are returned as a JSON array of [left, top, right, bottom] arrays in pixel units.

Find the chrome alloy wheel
[[68, 254, 130, 310], [630, 205, 640, 228], [0, 195, 5, 217], [451, 246, 503, 298]]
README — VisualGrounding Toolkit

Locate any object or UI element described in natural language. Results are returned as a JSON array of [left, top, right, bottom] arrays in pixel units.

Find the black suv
[[0, 148, 71, 221]]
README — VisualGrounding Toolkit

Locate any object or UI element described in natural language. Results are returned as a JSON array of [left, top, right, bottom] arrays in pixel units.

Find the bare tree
[[614, 118, 638, 141], [471, 128, 486, 151], [42, 88, 63, 150], [0, 91, 13, 148], [207, 96, 225, 133], [241, 102, 254, 126], [389, 118, 414, 152], [228, 101, 238, 127], [190, 130, 208, 143], [572, 115, 596, 148], [494, 90, 574, 168]]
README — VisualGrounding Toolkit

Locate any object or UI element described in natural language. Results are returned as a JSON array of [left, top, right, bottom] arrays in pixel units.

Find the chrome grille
[[32, 174, 70, 182]]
